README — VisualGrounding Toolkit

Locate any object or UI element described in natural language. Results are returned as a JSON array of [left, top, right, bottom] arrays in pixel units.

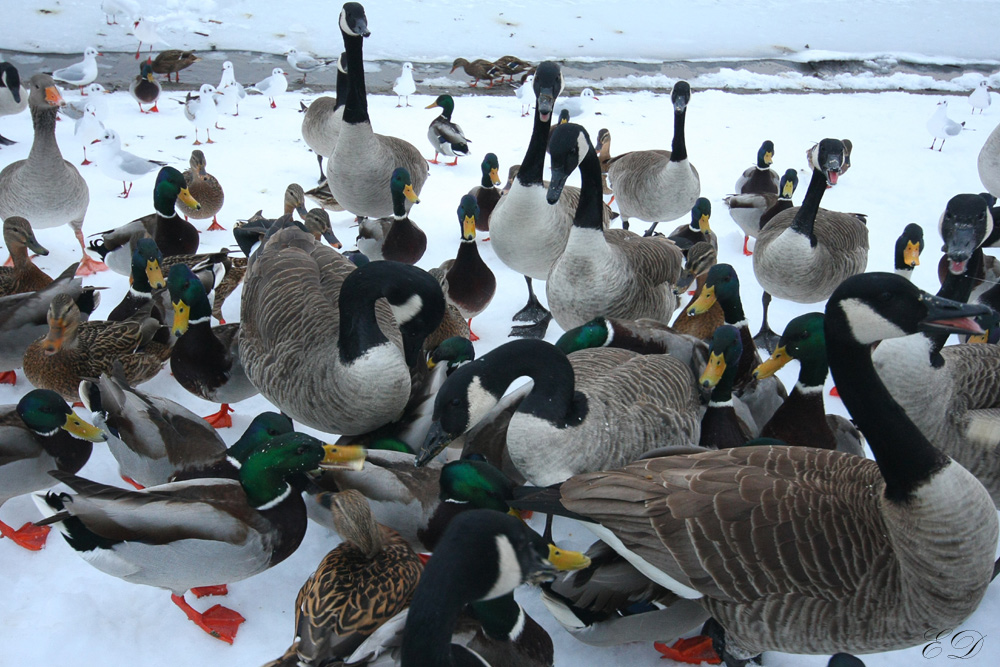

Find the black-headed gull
[[61, 83, 111, 121], [215, 61, 246, 116], [927, 100, 965, 151], [74, 103, 105, 165], [286, 48, 331, 83], [183, 84, 219, 145], [91, 128, 166, 198], [52, 47, 101, 92], [553, 88, 599, 118], [969, 80, 991, 115], [132, 18, 168, 60], [101, 0, 139, 25], [393, 62, 416, 107], [249, 67, 287, 109], [515, 74, 534, 117]]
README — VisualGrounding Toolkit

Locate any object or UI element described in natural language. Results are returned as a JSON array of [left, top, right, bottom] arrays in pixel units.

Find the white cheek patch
[[576, 133, 590, 167], [466, 376, 500, 431], [389, 294, 422, 325], [986, 208, 995, 244], [838, 298, 907, 345], [482, 535, 523, 600], [339, 11, 351, 34]]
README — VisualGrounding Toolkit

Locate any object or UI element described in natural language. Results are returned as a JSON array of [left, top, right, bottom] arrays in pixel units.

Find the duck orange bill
[[62, 413, 107, 442], [699, 352, 726, 389], [547, 544, 591, 571], [462, 214, 477, 239], [904, 241, 921, 267], [489, 167, 501, 186], [753, 346, 791, 380], [177, 187, 201, 210], [320, 444, 366, 471], [146, 259, 165, 289], [44, 86, 64, 106], [687, 285, 716, 316], [42, 321, 68, 355]]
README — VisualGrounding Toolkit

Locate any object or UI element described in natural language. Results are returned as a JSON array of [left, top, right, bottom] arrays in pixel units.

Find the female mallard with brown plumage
[[176, 149, 225, 231], [0, 216, 51, 297], [450, 57, 499, 87]]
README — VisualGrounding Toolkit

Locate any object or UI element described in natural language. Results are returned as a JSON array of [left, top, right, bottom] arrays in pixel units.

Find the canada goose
[[301, 53, 347, 182], [510, 273, 998, 663], [752, 138, 868, 352], [806, 139, 852, 182], [329, 3, 428, 220], [0, 61, 28, 146], [544, 122, 684, 330], [176, 149, 225, 231], [0, 216, 51, 297], [936, 193, 1000, 305], [978, 120, 1000, 198], [418, 339, 701, 487], [239, 224, 444, 436], [426, 94, 470, 165], [0, 74, 104, 275], [605, 80, 701, 237]]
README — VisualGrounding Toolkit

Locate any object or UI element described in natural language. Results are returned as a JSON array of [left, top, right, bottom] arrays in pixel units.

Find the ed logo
[[922, 629, 987, 660]]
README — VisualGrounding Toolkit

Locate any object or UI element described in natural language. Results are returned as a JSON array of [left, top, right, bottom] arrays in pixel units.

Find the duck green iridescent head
[[482, 152, 501, 187], [390, 167, 420, 207], [226, 411, 296, 463], [754, 312, 827, 383], [139, 61, 155, 83], [690, 197, 712, 233], [428, 336, 476, 370], [757, 140, 775, 168], [779, 168, 798, 199], [17, 389, 106, 442], [153, 166, 200, 217], [555, 317, 612, 355], [687, 263, 740, 316], [426, 94, 455, 119], [166, 263, 210, 336], [439, 459, 518, 514], [457, 194, 480, 241], [131, 238, 165, 291], [699, 324, 742, 390]]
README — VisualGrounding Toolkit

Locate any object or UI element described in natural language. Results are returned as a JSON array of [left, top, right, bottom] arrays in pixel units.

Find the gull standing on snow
[[74, 103, 105, 165], [132, 18, 168, 60], [927, 99, 964, 151], [249, 67, 287, 108], [101, 0, 139, 25], [393, 62, 416, 107], [184, 84, 219, 145], [215, 61, 246, 116], [969, 80, 991, 115], [554, 88, 599, 118], [91, 128, 166, 198], [61, 83, 111, 122], [515, 74, 534, 117], [52, 47, 101, 93], [286, 48, 330, 83]]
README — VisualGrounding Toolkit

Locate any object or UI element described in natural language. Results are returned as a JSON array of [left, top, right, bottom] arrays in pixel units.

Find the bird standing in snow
[[515, 74, 534, 117], [426, 94, 470, 165], [0, 62, 28, 146], [91, 128, 166, 198], [184, 84, 219, 145], [927, 100, 964, 151], [101, 0, 139, 25], [393, 62, 416, 107], [215, 61, 246, 116], [129, 61, 161, 113], [553, 88, 599, 118], [74, 103, 105, 165], [52, 47, 100, 93], [969, 81, 991, 115], [132, 18, 168, 60], [249, 68, 287, 109], [286, 48, 330, 83]]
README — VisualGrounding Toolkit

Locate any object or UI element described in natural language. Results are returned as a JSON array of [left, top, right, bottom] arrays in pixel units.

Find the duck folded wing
[[605, 230, 684, 286]]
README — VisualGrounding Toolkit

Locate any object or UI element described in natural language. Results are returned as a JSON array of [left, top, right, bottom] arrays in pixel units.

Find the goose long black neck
[[572, 147, 605, 231], [338, 264, 393, 364], [825, 307, 948, 503], [341, 32, 368, 124], [670, 107, 688, 163], [333, 58, 349, 112], [481, 340, 583, 426], [516, 106, 553, 187], [790, 167, 828, 244], [928, 246, 983, 353]]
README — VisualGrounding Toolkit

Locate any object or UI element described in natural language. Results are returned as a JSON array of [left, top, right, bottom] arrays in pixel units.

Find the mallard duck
[[664, 197, 717, 250], [52, 47, 100, 91], [754, 313, 864, 456], [302, 53, 348, 182], [735, 140, 779, 194], [129, 60, 160, 113], [268, 489, 423, 666], [698, 325, 755, 449], [439, 196, 495, 340], [150, 49, 199, 82], [469, 153, 502, 233], [304, 180, 345, 212], [450, 57, 499, 87], [240, 223, 444, 435], [492, 55, 532, 82], [357, 168, 426, 264], [686, 263, 787, 428], [0, 262, 100, 386], [176, 150, 225, 231], [894, 223, 924, 280], [0, 216, 51, 297], [88, 166, 202, 275], [106, 238, 167, 323], [0, 74, 104, 275], [0, 389, 104, 550], [752, 139, 868, 352], [426, 94, 470, 166], [978, 120, 1000, 198], [544, 123, 684, 331], [329, 6, 428, 220], [510, 273, 998, 663], [0, 61, 28, 146], [670, 241, 725, 341], [419, 339, 701, 486], [22, 293, 172, 402], [725, 168, 798, 256], [33, 432, 365, 643], [168, 263, 257, 428], [606, 81, 701, 237]]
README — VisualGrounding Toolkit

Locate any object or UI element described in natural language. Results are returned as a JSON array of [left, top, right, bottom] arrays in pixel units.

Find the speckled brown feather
[[176, 151, 224, 221]]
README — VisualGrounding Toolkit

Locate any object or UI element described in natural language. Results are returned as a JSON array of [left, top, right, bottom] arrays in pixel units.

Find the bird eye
[[450, 398, 461, 407]]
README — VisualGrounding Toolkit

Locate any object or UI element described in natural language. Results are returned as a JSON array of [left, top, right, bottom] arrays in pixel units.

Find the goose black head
[[381, 265, 445, 368], [671, 80, 691, 112], [1, 62, 23, 104], [532, 61, 563, 122], [809, 138, 846, 186], [340, 2, 370, 37], [939, 193, 992, 274], [546, 122, 590, 204]]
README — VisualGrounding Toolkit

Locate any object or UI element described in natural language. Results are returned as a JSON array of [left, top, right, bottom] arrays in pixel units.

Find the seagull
[[927, 99, 965, 151], [52, 47, 101, 92], [393, 62, 416, 107], [101, 0, 139, 25], [183, 84, 219, 145], [132, 18, 168, 60], [91, 128, 166, 198], [969, 80, 991, 115], [515, 74, 534, 117], [285, 48, 331, 83], [215, 61, 246, 117], [74, 103, 105, 165], [249, 67, 287, 109], [554, 88, 599, 118]]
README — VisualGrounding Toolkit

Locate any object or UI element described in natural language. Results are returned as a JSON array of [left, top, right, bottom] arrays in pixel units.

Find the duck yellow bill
[[547, 544, 591, 571], [425, 100, 440, 109], [968, 331, 990, 344], [403, 184, 420, 204], [698, 214, 712, 234], [320, 444, 367, 471], [904, 241, 921, 267], [146, 259, 165, 289], [172, 300, 190, 336], [178, 187, 201, 210], [146, 73, 156, 83], [764, 151, 773, 165], [62, 413, 107, 442], [782, 179, 795, 198], [489, 167, 501, 186], [462, 214, 477, 239], [699, 352, 726, 388], [687, 285, 716, 316], [753, 346, 791, 379]]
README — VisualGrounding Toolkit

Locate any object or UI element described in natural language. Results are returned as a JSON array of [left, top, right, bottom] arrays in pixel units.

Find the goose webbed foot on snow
[[702, 618, 762, 667], [509, 311, 551, 339], [642, 221, 661, 237], [753, 324, 781, 355]]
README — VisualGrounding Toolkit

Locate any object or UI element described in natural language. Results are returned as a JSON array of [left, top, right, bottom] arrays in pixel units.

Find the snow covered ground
[[3, 1, 1000, 666]]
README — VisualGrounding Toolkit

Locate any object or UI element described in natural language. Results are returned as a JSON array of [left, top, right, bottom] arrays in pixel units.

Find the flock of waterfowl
[[3, 2, 1000, 666]]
